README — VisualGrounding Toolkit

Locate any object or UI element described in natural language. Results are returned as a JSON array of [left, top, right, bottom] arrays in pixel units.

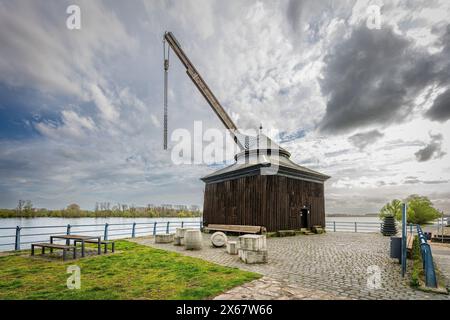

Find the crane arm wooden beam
[[164, 31, 244, 150]]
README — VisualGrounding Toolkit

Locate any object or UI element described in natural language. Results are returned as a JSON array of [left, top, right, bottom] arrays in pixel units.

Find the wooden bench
[[204, 224, 266, 235], [74, 239, 115, 253], [31, 243, 77, 261], [407, 234, 414, 250], [406, 234, 414, 258]]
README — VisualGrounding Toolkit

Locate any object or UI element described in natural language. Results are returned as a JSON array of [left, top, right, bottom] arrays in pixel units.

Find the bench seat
[[204, 224, 266, 235], [31, 243, 77, 260]]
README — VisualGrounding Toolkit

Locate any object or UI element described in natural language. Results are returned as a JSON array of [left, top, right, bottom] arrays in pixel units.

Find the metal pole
[[104, 223, 109, 241], [66, 224, 71, 235], [153, 222, 157, 235], [333, 221, 336, 232], [166, 221, 170, 234], [355, 222, 357, 233], [14, 226, 21, 251], [132, 222, 136, 238], [181, 221, 184, 228], [401, 203, 407, 277]]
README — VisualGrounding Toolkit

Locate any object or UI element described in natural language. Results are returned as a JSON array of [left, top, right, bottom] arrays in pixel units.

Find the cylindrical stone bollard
[[184, 230, 203, 250], [175, 228, 194, 246]]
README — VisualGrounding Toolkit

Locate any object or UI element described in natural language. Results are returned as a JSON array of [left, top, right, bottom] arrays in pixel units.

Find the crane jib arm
[[164, 32, 244, 150]]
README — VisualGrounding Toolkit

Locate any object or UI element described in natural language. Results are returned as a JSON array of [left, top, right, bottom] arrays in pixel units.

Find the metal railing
[[326, 221, 382, 233], [416, 225, 438, 288], [0, 219, 202, 252]]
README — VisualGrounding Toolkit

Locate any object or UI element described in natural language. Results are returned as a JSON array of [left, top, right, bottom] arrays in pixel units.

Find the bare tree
[[16, 200, 25, 213]]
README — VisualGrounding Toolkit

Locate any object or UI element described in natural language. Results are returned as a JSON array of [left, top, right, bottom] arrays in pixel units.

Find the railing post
[[333, 221, 336, 232], [14, 226, 21, 251], [181, 221, 184, 228], [166, 221, 170, 234], [104, 223, 109, 241], [355, 222, 357, 233], [132, 223, 136, 238], [66, 224, 71, 235], [153, 222, 157, 235]]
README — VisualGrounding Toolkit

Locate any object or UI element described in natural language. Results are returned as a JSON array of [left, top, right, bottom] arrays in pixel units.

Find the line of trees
[[379, 195, 442, 225], [0, 200, 201, 218]]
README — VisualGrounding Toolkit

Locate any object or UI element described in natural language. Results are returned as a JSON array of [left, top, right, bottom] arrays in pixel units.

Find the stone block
[[238, 234, 266, 251], [226, 241, 238, 255], [174, 235, 182, 246], [239, 249, 268, 264], [155, 233, 174, 244]]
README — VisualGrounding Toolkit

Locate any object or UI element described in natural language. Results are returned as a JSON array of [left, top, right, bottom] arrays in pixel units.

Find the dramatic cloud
[[425, 88, 450, 122], [348, 130, 384, 150], [319, 22, 450, 133], [415, 133, 446, 162]]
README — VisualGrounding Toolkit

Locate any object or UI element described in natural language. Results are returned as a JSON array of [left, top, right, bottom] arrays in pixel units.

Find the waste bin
[[424, 232, 432, 240], [390, 236, 402, 263]]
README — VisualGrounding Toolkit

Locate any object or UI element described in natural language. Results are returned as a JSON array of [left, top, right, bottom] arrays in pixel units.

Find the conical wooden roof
[[201, 134, 330, 184]]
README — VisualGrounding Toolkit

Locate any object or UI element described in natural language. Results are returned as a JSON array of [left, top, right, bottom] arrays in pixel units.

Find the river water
[[0, 217, 201, 252]]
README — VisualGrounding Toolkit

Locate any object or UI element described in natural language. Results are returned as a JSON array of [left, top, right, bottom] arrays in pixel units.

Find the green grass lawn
[[0, 240, 260, 300]]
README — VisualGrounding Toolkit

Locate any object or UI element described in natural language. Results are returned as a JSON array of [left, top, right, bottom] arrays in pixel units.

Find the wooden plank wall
[[202, 175, 325, 232]]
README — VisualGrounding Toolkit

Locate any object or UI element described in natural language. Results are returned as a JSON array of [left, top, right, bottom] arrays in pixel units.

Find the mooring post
[[153, 222, 157, 235], [66, 224, 71, 245], [104, 223, 109, 241], [333, 221, 336, 232], [132, 222, 136, 238], [166, 221, 170, 234], [14, 226, 21, 251]]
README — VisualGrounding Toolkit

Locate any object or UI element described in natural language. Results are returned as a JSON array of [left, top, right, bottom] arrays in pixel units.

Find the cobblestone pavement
[[132, 233, 450, 300], [214, 276, 348, 300]]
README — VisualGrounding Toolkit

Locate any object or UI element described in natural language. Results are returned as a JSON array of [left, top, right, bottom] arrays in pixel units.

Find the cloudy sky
[[0, 0, 449, 213]]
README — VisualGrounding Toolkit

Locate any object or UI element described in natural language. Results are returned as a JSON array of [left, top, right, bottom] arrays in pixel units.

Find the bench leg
[[31, 245, 35, 256], [112, 242, 115, 253], [42, 247, 45, 255], [104, 243, 107, 254], [62, 249, 67, 261], [97, 239, 101, 255], [81, 240, 85, 257], [73, 247, 76, 259]]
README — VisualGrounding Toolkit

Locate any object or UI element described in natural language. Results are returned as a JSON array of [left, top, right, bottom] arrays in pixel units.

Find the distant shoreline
[[0, 208, 202, 219]]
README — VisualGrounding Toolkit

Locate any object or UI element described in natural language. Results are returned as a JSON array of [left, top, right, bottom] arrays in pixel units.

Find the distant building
[[161, 204, 173, 210], [173, 204, 188, 211], [190, 205, 200, 212]]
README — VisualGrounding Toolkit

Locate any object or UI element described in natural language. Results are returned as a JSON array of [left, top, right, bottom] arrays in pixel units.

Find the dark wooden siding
[[202, 175, 325, 232]]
